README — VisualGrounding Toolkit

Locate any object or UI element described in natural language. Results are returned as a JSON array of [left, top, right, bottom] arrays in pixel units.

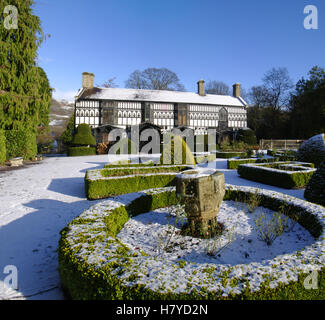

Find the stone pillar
[[82, 72, 95, 89], [176, 169, 225, 237], [197, 80, 205, 96], [232, 83, 241, 98]]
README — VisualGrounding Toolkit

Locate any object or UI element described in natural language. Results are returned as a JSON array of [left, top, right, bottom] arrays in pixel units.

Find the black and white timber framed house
[[74, 72, 248, 143]]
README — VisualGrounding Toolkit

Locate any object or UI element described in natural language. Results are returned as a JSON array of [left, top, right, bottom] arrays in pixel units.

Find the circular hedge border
[[58, 185, 325, 300]]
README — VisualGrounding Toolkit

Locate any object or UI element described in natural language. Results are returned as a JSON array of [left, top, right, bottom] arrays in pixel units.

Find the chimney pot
[[82, 72, 95, 89], [197, 79, 205, 96], [233, 83, 241, 98]]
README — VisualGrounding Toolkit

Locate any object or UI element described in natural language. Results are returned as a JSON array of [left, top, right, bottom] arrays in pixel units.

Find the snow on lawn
[[0, 155, 315, 299], [117, 203, 314, 266]]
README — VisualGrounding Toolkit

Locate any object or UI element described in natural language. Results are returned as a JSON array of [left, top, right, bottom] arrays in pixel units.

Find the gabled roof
[[76, 87, 247, 107]]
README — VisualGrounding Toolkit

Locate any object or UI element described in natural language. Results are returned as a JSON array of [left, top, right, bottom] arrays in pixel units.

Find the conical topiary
[[160, 135, 196, 165], [304, 161, 325, 205], [72, 124, 96, 146]]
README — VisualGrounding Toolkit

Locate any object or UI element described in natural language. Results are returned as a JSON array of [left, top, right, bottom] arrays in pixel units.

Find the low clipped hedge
[[85, 165, 191, 199], [227, 157, 278, 169], [238, 162, 316, 189], [58, 185, 325, 300], [213, 151, 247, 159], [104, 161, 157, 168], [68, 147, 96, 157]]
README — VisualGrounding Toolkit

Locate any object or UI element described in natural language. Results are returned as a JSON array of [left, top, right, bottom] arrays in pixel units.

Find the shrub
[[236, 128, 257, 145], [108, 138, 137, 155], [227, 157, 278, 169], [214, 151, 247, 159], [304, 162, 325, 205], [5, 128, 37, 160], [254, 212, 289, 246], [58, 185, 325, 300], [297, 134, 325, 167], [237, 162, 316, 189], [0, 130, 6, 164], [160, 136, 196, 165], [71, 123, 96, 146], [85, 165, 190, 199], [68, 147, 96, 157]]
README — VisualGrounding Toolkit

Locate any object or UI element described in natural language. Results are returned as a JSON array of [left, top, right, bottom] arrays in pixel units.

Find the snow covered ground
[[0, 155, 310, 299], [117, 203, 313, 266]]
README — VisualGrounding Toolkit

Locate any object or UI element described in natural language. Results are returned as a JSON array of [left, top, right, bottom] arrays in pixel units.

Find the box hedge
[[68, 147, 96, 157], [237, 162, 316, 189], [58, 185, 325, 300], [213, 151, 247, 159], [227, 157, 278, 169], [85, 165, 191, 199]]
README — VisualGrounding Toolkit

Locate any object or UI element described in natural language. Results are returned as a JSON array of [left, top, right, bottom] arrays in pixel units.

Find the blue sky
[[33, 0, 324, 101]]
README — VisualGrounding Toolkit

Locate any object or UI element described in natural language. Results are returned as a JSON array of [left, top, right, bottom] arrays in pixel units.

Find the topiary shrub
[[304, 161, 325, 205], [0, 129, 6, 164], [71, 123, 96, 146], [68, 124, 96, 156], [5, 128, 37, 160], [108, 138, 137, 155], [236, 128, 257, 145], [160, 136, 196, 165], [297, 134, 325, 167]]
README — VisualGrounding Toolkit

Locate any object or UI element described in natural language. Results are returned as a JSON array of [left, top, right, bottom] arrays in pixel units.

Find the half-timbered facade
[[75, 72, 248, 137]]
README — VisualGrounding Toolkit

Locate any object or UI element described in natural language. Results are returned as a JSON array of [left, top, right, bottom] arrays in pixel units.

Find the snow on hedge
[[298, 134, 325, 166], [62, 185, 325, 297]]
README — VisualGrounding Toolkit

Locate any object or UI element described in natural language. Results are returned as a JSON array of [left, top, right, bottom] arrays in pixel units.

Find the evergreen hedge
[[68, 147, 96, 157], [304, 162, 325, 206], [5, 128, 37, 160], [58, 186, 325, 300], [213, 151, 247, 159], [85, 165, 191, 199], [237, 162, 316, 189], [227, 157, 278, 169], [0, 130, 6, 164]]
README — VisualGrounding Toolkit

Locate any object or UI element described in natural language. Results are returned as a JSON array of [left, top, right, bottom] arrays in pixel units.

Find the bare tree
[[98, 77, 118, 88], [125, 68, 185, 91], [205, 80, 230, 95], [248, 85, 270, 107], [248, 68, 294, 110], [262, 67, 294, 109]]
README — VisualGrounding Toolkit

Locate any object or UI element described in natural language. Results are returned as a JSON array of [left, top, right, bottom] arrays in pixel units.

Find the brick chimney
[[82, 72, 95, 89], [232, 83, 241, 98], [197, 79, 205, 96]]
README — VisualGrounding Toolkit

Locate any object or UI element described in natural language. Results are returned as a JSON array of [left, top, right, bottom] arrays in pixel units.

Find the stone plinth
[[9, 157, 23, 167], [176, 169, 225, 237]]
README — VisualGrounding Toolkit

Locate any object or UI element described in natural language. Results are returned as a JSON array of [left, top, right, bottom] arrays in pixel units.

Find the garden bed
[[212, 151, 247, 159], [237, 161, 316, 189], [85, 165, 192, 199], [227, 157, 278, 169], [58, 184, 325, 300]]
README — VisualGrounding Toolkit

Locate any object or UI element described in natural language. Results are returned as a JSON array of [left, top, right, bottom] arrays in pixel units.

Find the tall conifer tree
[[0, 0, 51, 130], [0, 1, 52, 158]]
